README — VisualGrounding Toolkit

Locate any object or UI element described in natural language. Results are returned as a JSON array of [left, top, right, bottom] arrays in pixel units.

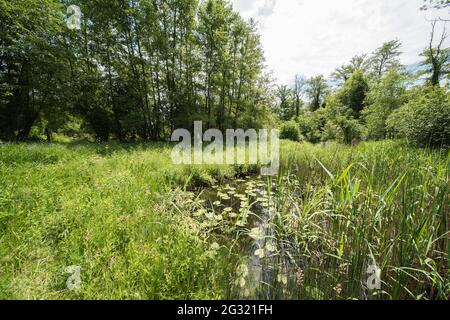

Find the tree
[[297, 108, 328, 143], [0, 0, 273, 141], [363, 69, 408, 140], [276, 85, 294, 121], [421, 0, 450, 10], [280, 120, 301, 142], [370, 40, 402, 77], [337, 70, 369, 118], [306, 75, 328, 112], [387, 84, 450, 147], [332, 54, 370, 83], [0, 0, 69, 141], [420, 21, 449, 86], [293, 74, 306, 117]]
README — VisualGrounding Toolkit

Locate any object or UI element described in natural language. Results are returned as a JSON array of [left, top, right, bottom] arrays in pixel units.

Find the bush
[[387, 85, 450, 148], [298, 109, 327, 143], [334, 116, 367, 144], [280, 121, 302, 142], [322, 96, 367, 144]]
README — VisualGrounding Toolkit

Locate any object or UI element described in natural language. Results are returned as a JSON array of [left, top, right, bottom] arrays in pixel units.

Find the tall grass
[[0, 143, 250, 299], [264, 141, 449, 299], [0, 141, 448, 300]]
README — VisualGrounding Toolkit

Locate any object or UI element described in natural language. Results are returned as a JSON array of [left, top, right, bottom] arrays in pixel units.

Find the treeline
[[1, 0, 449, 146], [0, 0, 273, 142], [277, 33, 449, 148]]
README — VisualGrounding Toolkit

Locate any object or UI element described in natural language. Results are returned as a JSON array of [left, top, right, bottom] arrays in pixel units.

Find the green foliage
[[363, 69, 408, 140], [275, 85, 295, 121], [0, 0, 272, 142], [324, 116, 367, 144], [331, 54, 370, 84], [369, 40, 403, 77], [421, 0, 450, 10], [387, 84, 450, 147], [337, 69, 369, 118], [280, 121, 302, 142], [419, 24, 449, 86], [0, 0, 68, 140], [298, 108, 328, 143], [1, 0, 450, 302], [323, 95, 367, 144], [277, 140, 449, 299], [0, 141, 448, 299], [306, 75, 328, 111], [293, 75, 306, 118]]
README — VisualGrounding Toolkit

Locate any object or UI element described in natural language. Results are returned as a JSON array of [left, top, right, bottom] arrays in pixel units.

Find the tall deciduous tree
[[332, 54, 370, 83], [306, 75, 328, 112], [293, 74, 306, 118], [370, 40, 402, 78], [337, 70, 369, 118], [363, 69, 408, 139], [276, 85, 294, 121], [0, 0, 272, 141], [0, 0, 68, 141], [421, 21, 449, 86]]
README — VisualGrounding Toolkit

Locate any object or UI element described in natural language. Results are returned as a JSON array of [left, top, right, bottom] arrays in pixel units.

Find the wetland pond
[[196, 175, 299, 299]]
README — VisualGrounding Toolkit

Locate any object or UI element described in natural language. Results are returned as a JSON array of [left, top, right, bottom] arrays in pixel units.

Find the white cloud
[[230, 0, 449, 84]]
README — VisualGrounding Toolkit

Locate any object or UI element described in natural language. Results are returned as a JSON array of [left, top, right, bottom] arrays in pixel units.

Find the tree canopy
[[0, 0, 448, 148], [0, 0, 273, 141]]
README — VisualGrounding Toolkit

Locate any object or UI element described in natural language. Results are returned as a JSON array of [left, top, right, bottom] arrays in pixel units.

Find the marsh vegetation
[[0, 141, 448, 299]]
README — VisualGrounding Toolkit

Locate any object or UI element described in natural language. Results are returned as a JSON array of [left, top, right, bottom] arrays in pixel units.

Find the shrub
[[323, 95, 367, 144], [280, 121, 302, 142], [387, 85, 450, 148], [298, 109, 328, 143], [334, 116, 367, 144]]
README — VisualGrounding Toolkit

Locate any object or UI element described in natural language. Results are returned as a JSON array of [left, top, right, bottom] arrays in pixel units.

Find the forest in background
[[1, 0, 273, 142], [0, 0, 449, 147]]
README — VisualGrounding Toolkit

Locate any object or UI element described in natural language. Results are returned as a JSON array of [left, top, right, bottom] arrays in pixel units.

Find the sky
[[230, 0, 449, 84]]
